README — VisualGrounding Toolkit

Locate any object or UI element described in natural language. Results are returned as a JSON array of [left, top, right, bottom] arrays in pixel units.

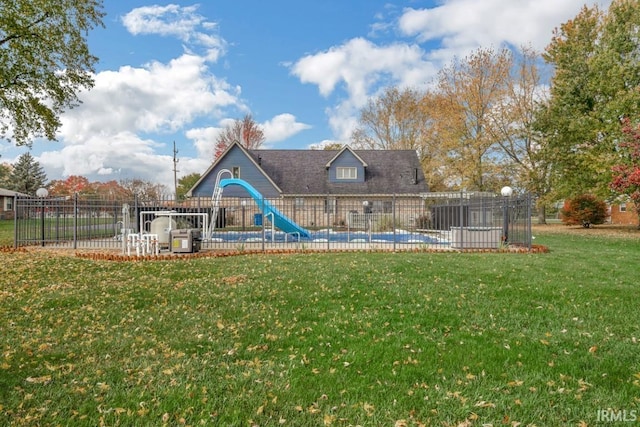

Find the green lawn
[[0, 219, 13, 246], [1, 226, 639, 426]]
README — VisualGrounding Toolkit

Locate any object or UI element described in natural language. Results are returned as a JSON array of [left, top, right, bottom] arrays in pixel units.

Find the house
[[188, 142, 429, 229], [608, 202, 639, 226], [0, 187, 27, 220]]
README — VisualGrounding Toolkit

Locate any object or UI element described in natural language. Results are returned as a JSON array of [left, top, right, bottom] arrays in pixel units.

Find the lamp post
[[501, 186, 513, 244], [36, 187, 49, 247]]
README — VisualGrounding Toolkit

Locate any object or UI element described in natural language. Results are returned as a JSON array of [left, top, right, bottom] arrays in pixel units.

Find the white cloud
[[262, 114, 311, 144], [398, 0, 612, 55], [291, 37, 434, 103], [60, 54, 242, 144], [290, 37, 436, 143], [122, 4, 226, 62], [186, 126, 223, 160], [42, 52, 245, 188]]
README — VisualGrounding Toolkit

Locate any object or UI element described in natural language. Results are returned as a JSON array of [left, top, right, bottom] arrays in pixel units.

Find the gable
[[189, 144, 281, 198], [327, 149, 365, 184]]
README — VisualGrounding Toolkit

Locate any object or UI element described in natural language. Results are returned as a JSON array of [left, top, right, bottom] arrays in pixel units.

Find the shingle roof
[[246, 149, 428, 195], [0, 187, 27, 197]]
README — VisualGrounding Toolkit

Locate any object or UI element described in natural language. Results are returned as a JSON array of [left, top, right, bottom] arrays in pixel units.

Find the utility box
[[170, 228, 202, 253]]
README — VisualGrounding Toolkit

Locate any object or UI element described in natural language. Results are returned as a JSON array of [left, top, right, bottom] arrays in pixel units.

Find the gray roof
[[0, 187, 27, 197], [246, 148, 428, 195]]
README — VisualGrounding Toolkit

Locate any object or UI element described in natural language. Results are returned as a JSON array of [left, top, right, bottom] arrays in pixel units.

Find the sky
[[1, 0, 612, 193]]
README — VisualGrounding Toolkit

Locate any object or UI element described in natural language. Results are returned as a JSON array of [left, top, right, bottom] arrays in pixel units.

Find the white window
[[295, 198, 305, 209], [620, 203, 627, 212], [336, 167, 357, 180], [232, 167, 240, 178], [324, 197, 336, 214]]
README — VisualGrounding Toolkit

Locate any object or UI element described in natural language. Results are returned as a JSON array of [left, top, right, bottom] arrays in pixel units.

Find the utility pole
[[173, 141, 179, 201]]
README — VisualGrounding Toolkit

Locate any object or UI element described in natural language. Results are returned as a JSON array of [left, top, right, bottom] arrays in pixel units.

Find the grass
[[1, 223, 639, 426], [0, 219, 14, 246]]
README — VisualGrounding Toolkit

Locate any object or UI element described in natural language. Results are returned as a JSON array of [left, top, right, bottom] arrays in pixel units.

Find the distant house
[[188, 142, 429, 228], [0, 188, 27, 220], [608, 201, 639, 226]]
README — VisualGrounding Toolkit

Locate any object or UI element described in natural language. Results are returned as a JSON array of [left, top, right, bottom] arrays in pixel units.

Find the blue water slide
[[219, 178, 311, 239]]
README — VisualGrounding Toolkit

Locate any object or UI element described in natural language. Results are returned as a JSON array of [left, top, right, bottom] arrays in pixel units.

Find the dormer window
[[336, 167, 357, 180]]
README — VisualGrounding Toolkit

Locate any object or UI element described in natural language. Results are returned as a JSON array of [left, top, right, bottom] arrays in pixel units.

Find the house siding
[[609, 203, 639, 225], [191, 145, 281, 199]]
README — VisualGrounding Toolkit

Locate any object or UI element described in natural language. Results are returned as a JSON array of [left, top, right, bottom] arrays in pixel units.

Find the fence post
[[326, 194, 330, 251], [72, 193, 78, 249], [459, 190, 464, 249], [13, 195, 18, 249], [392, 194, 396, 252]]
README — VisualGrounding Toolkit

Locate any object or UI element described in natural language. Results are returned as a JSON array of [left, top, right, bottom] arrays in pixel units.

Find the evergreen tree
[[0, 162, 11, 188], [8, 153, 47, 195]]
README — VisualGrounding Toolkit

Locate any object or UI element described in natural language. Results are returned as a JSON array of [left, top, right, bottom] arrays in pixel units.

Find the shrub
[[561, 194, 607, 228], [415, 215, 431, 229]]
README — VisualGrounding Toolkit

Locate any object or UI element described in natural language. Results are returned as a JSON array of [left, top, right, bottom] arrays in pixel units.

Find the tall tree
[[435, 47, 512, 191], [0, 1, 105, 146], [0, 162, 11, 188], [7, 152, 47, 195], [213, 114, 265, 159], [538, 0, 640, 200], [176, 172, 201, 200], [351, 86, 448, 191], [486, 46, 554, 223]]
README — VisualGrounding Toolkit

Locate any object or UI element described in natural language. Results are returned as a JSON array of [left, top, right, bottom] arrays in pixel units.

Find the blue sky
[[1, 0, 611, 192]]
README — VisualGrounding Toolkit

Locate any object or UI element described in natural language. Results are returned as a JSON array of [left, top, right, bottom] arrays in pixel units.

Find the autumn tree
[[434, 47, 512, 191], [48, 175, 91, 197], [486, 46, 554, 223], [538, 0, 640, 200], [561, 194, 607, 228], [351, 86, 448, 190], [0, 1, 105, 146], [176, 172, 200, 200], [119, 178, 169, 202], [7, 152, 47, 195], [213, 114, 265, 159], [610, 118, 640, 226], [91, 180, 131, 199]]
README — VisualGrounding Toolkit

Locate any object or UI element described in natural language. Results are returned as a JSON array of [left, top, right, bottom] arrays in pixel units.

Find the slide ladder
[[209, 169, 232, 233]]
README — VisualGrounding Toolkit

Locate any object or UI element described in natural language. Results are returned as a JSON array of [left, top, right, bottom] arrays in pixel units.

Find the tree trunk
[[537, 204, 547, 224]]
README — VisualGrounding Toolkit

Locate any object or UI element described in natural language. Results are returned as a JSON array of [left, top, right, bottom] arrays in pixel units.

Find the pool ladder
[[209, 169, 232, 234]]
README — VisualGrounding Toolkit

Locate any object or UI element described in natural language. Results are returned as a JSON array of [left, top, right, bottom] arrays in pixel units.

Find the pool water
[[209, 229, 445, 244]]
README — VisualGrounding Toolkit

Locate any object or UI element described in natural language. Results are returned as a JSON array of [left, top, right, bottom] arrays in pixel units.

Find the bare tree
[[213, 114, 265, 159]]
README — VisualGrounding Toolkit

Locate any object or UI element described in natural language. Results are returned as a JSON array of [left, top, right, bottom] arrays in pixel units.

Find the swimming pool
[[208, 229, 445, 244]]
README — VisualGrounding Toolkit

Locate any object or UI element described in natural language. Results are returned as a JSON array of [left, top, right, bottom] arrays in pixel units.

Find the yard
[[1, 222, 639, 426]]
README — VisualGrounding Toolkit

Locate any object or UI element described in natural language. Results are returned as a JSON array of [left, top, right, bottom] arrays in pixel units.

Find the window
[[620, 203, 627, 212], [232, 167, 240, 178], [5, 198, 13, 211], [295, 198, 305, 209], [324, 197, 336, 214], [336, 167, 357, 180]]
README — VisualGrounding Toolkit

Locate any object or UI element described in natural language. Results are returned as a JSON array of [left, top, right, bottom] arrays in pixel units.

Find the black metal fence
[[13, 192, 532, 252]]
